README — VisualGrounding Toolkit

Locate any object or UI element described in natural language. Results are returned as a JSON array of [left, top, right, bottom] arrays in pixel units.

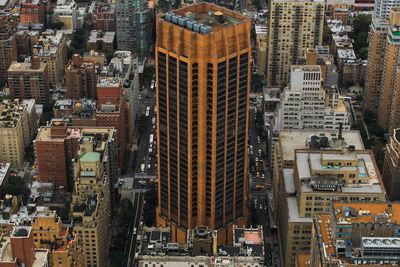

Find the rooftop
[[296, 150, 383, 194], [332, 202, 400, 225], [33, 30, 65, 57], [287, 197, 313, 223], [337, 48, 356, 60], [8, 60, 46, 72], [162, 2, 246, 34], [0, 99, 28, 128], [278, 129, 364, 162], [88, 30, 115, 44], [79, 151, 100, 163]]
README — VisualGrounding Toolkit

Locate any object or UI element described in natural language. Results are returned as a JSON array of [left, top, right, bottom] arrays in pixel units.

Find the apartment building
[[382, 128, 400, 201], [310, 202, 400, 266], [0, 11, 17, 84], [272, 129, 388, 267], [19, 0, 48, 25], [7, 56, 50, 104], [53, 98, 97, 126], [31, 209, 85, 266], [52, 0, 77, 30], [87, 30, 115, 52], [96, 77, 131, 167], [364, 1, 400, 115], [156, 3, 251, 244], [71, 135, 112, 267], [92, 2, 116, 31], [115, 0, 152, 57], [276, 65, 350, 131], [34, 119, 118, 192], [0, 226, 49, 267], [65, 54, 96, 99], [33, 30, 67, 87], [0, 99, 39, 168], [267, 0, 324, 87]]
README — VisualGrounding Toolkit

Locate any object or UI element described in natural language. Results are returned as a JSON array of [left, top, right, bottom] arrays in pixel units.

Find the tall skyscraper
[[382, 128, 400, 201], [155, 3, 251, 244], [116, 0, 152, 57], [267, 0, 324, 87], [364, 8, 400, 130], [363, 0, 400, 115]]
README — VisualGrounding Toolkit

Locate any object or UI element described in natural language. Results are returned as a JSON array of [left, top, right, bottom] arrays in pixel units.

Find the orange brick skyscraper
[[155, 2, 251, 244]]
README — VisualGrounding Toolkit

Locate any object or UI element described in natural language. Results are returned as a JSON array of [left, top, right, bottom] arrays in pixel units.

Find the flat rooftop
[[296, 150, 383, 194], [278, 129, 364, 162], [163, 2, 246, 34], [332, 202, 400, 225], [8, 61, 46, 72]]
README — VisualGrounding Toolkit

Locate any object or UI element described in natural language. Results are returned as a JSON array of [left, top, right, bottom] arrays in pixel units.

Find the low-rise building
[[0, 226, 49, 267], [53, 0, 77, 30], [275, 65, 350, 131], [88, 30, 115, 52], [310, 202, 400, 266], [137, 226, 264, 267]]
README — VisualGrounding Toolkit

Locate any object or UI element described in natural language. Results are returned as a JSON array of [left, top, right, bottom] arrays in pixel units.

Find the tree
[[1, 176, 30, 203], [350, 14, 372, 59]]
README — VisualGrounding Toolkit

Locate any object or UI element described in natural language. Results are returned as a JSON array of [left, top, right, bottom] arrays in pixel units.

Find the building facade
[[71, 135, 112, 267], [7, 57, 50, 104], [156, 3, 251, 244], [310, 202, 400, 266], [33, 30, 67, 87], [65, 55, 97, 99], [116, 0, 152, 57], [92, 2, 116, 32], [0, 11, 17, 85], [34, 120, 118, 192], [267, 0, 324, 87], [363, 1, 400, 116], [382, 128, 400, 201], [276, 65, 350, 131]]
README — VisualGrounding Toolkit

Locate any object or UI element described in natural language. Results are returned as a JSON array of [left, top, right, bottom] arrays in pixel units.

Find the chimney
[[31, 56, 40, 69], [306, 48, 318, 65], [213, 11, 224, 23], [72, 54, 82, 67], [338, 122, 343, 140]]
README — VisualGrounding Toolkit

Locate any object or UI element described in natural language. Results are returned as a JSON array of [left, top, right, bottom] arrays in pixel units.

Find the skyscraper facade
[[116, 0, 152, 57], [155, 3, 251, 244], [267, 0, 324, 87], [363, 0, 400, 115]]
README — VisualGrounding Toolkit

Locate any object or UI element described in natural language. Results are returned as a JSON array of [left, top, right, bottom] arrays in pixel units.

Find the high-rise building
[[34, 119, 118, 192], [276, 65, 350, 131], [7, 56, 50, 104], [96, 77, 131, 168], [65, 54, 97, 99], [363, 1, 400, 118], [267, 0, 324, 87], [155, 3, 251, 244], [116, 0, 152, 57], [71, 133, 112, 267], [382, 128, 400, 201], [33, 30, 67, 87], [0, 99, 39, 169], [309, 202, 400, 266], [0, 11, 17, 85]]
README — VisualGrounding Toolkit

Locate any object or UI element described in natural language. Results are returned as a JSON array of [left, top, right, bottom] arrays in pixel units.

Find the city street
[[125, 191, 144, 267]]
